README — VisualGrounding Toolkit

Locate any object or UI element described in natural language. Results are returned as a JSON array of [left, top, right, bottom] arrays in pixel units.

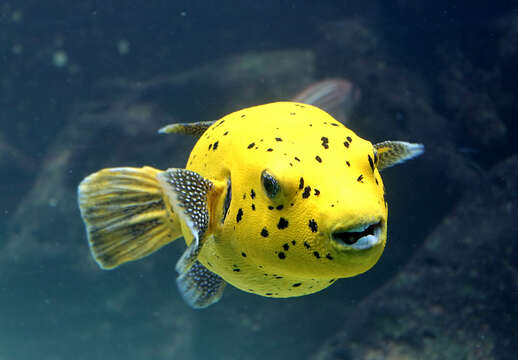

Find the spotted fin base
[[157, 168, 216, 273], [374, 141, 424, 170], [78, 166, 182, 269], [176, 261, 226, 309], [158, 121, 215, 137]]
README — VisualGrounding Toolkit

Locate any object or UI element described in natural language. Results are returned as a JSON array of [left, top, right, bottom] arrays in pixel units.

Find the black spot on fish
[[283, 243, 289, 251], [315, 155, 322, 163], [251, 204, 256, 211], [299, 177, 304, 190], [223, 131, 229, 136], [276, 205, 283, 210], [213, 141, 219, 150], [278, 252, 286, 259], [241, 114, 246, 118], [313, 251, 321, 259], [267, 148, 273, 152], [277, 217, 289, 229], [251, 189, 256, 199], [357, 174, 364, 183], [247, 142, 255, 149], [329, 279, 335, 283], [208, 143, 212, 150], [344, 141, 350, 148], [321, 137, 329, 149], [346, 161, 351, 167], [375, 178, 379, 185], [241, 252, 247, 257], [291, 240, 296, 245], [368, 155, 374, 171], [290, 112, 296, 115], [314, 189, 320, 196], [292, 283, 302, 287], [275, 137, 283, 142], [309, 219, 318, 232], [268, 206, 274, 210], [326, 254, 334, 260], [236, 208, 243, 223], [261, 228, 269, 237], [302, 186, 311, 199], [233, 268, 241, 272], [347, 136, 352, 142], [294, 156, 300, 162], [275, 276, 283, 279], [304, 241, 311, 249], [330, 123, 339, 127]]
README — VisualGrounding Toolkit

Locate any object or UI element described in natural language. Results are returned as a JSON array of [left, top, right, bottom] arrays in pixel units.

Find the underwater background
[[1, 1, 517, 359]]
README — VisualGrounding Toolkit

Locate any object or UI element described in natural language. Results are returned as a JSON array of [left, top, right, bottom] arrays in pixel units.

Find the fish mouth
[[331, 221, 383, 250]]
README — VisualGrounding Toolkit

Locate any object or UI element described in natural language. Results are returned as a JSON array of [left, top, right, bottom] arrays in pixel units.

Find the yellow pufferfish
[[77, 101, 423, 309]]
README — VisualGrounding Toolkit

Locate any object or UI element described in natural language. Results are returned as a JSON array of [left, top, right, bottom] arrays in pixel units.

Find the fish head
[[212, 102, 388, 280]]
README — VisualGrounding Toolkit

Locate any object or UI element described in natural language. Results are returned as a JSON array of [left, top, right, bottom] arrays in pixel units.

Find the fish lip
[[330, 220, 383, 250]]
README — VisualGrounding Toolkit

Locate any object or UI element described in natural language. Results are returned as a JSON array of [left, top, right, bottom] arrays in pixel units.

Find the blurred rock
[[312, 154, 518, 360], [437, 49, 508, 151], [497, 10, 518, 59], [99, 49, 315, 120]]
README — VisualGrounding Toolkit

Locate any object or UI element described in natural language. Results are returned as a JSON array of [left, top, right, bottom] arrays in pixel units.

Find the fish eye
[[261, 170, 280, 198]]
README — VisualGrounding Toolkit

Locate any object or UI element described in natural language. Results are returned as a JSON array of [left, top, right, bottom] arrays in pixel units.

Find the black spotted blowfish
[[77, 101, 423, 309]]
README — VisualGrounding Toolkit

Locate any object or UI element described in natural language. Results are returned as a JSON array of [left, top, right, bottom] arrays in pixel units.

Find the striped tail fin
[[77, 166, 182, 269]]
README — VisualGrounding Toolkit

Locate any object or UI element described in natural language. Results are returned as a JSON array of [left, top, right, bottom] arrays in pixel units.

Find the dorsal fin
[[158, 121, 215, 137], [374, 141, 424, 171]]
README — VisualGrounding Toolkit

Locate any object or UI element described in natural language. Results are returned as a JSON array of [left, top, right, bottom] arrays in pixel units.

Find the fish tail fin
[[78, 166, 182, 269]]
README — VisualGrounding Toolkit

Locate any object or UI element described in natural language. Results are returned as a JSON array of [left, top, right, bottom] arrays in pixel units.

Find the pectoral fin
[[176, 260, 226, 309], [373, 141, 424, 171], [157, 169, 223, 273], [158, 121, 215, 137]]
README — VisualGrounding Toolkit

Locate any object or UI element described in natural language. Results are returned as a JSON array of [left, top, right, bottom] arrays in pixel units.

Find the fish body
[[78, 101, 423, 308]]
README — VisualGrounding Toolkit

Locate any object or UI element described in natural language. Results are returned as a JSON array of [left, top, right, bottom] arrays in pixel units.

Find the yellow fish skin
[[77, 101, 424, 309]]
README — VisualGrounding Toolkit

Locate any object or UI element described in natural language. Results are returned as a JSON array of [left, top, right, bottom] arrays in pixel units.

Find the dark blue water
[[1, 1, 516, 359]]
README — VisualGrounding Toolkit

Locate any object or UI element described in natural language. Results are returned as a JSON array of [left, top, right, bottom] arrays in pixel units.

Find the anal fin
[[78, 166, 182, 269], [177, 261, 226, 309]]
